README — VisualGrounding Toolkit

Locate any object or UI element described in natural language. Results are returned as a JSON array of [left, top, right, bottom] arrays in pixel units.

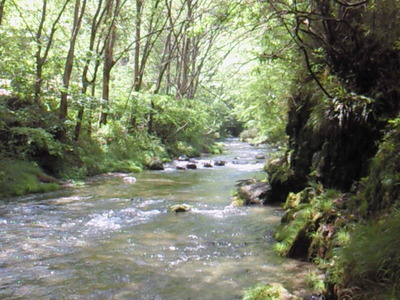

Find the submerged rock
[[123, 176, 137, 184], [169, 204, 192, 213]]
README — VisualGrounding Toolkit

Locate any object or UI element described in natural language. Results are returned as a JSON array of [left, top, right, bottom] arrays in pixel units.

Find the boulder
[[255, 154, 266, 159], [148, 160, 164, 170], [203, 162, 213, 168], [169, 204, 192, 213], [237, 181, 271, 205], [214, 160, 226, 166], [186, 163, 197, 169], [178, 155, 189, 161]]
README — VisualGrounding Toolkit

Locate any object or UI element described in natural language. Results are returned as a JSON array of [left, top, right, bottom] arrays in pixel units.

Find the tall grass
[[333, 210, 400, 299]]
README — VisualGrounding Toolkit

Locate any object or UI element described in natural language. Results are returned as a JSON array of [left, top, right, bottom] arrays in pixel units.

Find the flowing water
[[0, 139, 313, 299]]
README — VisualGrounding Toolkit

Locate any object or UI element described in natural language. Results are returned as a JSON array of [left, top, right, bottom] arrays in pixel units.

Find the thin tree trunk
[[34, 0, 70, 106], [74, 0, 106, 141], [177, 0, 192, 99], [99, 0, 119, 126], [133, 0, 142, 92], [0, 0, 6, 25], [59, 0, 87, 122], [34, 0, 47, 106]]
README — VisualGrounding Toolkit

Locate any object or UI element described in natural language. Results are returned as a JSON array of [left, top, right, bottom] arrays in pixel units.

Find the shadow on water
[[0, 139, 314, 299]]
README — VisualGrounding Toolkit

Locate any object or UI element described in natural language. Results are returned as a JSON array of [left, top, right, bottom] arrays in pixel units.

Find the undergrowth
[[242, 283, 300, 300], [329, 210, 400, 299], [0, 159, 60, 198]]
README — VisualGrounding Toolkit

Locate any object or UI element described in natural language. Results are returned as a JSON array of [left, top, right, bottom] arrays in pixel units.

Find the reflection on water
[[0, 139, 313, 299]]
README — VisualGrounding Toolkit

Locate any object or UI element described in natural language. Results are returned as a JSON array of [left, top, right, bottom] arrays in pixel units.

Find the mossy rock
[[148, 159, 164, 170], [169, 204, 192, 213]]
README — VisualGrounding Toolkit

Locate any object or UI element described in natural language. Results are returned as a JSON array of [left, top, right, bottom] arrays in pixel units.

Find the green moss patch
[[0, 159, 60, 198], [243, 283, 301, 300]]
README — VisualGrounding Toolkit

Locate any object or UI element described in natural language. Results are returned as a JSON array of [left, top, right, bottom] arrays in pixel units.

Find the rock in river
[[169, 204, 192, 213], [148, 159, 164, 170], [123, 176, 137, 184], [236, 181, 271, 205], [214, 160, 226, 166], [186, 163, 197, 169]]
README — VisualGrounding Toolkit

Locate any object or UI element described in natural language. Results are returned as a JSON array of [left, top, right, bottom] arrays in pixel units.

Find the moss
[[275, 186, 345, 259], [242, 283, 300, 300], [231, 196, 245, 206], [0, 159, 61, 198], [265, 156, 292, 184]]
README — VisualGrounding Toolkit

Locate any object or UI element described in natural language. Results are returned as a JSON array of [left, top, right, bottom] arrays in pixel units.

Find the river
[[0, 139, 313, 299]]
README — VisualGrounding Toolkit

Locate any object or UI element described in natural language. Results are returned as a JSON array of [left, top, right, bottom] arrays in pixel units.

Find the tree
[[99, 0, 122, 126], [33, 0, 71, 106], [74, 0, 108, 141], [59, 0, 87, 127]]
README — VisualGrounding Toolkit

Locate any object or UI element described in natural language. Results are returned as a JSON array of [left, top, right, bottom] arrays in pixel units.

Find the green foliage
[[0, 159, 60, 198], [274, 203, 313, 256], [242, 283, 298, 300], [331, 210, 400, 299], [306, 270, 326, 294], [10, 127, 63, 157], [230, 58, 291, 144], [307, 75, 374, 134], [151, 95, 215, 154], [79, 123, 167, 176], [334, 228, 351, 247], [275, 186, 343, 258], [354, 123, 400, 215]]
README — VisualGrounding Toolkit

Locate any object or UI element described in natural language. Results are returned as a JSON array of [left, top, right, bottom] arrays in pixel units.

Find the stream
[[0, 139, 313, 299]]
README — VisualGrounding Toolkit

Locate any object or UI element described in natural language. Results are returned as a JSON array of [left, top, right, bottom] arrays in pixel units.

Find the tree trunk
[[59, 0, 86, 121], [34, 0, 47, 106], [177, 0, 193, 99], [99, 0, 119, 126], [74, 0, 106, 141], [133, 0, 142, 92], [0, 0, 6, 25], [34, 0, 70, 107]]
